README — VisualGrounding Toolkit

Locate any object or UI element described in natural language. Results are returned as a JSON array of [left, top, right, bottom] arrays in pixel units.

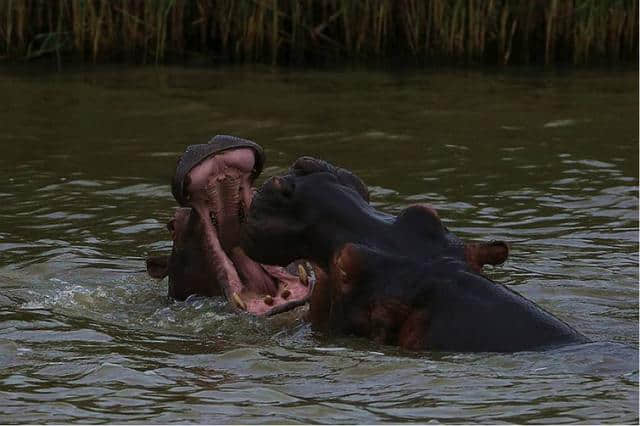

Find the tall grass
[[0, 0, 636, 65]]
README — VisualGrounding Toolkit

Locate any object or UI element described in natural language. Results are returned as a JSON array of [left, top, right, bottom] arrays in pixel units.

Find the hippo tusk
[[298, 264, 309, 286], [232, 292, 247, 310]]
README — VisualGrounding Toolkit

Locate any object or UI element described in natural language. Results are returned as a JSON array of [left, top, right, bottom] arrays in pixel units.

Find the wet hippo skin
[[241, 156, 590, 352]]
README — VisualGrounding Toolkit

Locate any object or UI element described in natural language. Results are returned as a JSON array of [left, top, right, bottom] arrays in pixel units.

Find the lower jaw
[[199, 210, 314, 316]]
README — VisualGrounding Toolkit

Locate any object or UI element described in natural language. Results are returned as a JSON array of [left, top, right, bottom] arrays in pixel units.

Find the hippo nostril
[[282, 182, 294, 197], [271, 176, 283, 190], [269, 176, 294, 197]]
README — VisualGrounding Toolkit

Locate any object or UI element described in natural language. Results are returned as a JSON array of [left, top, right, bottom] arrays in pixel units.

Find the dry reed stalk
[[0, 0, 636, 66]]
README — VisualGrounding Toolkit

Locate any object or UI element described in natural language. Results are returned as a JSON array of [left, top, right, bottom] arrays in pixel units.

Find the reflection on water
[[0, 66, 637, 423]]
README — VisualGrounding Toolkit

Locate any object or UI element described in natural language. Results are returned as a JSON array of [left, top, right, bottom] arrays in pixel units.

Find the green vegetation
[[0, 0, 636, 66]]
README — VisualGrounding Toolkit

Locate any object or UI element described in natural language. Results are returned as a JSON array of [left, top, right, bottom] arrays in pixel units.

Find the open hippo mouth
[[146, 135, 314, 316]]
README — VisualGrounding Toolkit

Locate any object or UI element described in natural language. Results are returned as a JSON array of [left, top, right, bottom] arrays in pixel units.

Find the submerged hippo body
[[146, 135, 313, 316], [241, 157, 590, 352]]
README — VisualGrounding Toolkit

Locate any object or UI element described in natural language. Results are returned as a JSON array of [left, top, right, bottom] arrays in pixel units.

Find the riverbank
[[1, 0, 637, 66]]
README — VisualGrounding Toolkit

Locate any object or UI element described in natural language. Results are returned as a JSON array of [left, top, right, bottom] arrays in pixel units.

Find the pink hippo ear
[[465, 241, 510, 273], [146, 255, 169, 279]]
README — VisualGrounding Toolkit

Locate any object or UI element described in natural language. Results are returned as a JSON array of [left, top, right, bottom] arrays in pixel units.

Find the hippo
[[146, 135, 314, 316], [240, 156, 590, 352], [147, 136, 500, 315]]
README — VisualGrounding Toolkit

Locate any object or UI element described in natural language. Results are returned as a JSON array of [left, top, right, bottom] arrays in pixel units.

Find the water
[[0, 66, 637, 424]]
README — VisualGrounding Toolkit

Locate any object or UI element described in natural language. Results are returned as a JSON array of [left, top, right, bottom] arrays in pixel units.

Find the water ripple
[[0, 68, 636, 424]]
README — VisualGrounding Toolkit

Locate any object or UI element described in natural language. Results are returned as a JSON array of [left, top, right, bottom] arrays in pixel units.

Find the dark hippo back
[[425, 265, 589, 352]]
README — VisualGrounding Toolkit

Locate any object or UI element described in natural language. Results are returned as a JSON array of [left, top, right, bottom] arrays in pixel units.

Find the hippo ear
[[291, 156, 369, 202], [291, 156, 333, 176], [146, 255, 169, 279]]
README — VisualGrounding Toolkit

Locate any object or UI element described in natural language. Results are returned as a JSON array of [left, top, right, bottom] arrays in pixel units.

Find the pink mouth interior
[[184, 148, 312, 316]]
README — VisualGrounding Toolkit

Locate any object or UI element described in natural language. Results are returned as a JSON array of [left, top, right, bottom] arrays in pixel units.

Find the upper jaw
[[172, 135, 265, 207]]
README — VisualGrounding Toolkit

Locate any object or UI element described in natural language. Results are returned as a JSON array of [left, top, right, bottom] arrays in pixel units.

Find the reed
[[0, 0, 636, 65]]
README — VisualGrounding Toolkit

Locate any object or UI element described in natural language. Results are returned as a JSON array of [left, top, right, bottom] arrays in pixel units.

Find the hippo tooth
[[232, 292, 247, 310], [337, 265, 347, 280], [336, 256, 348, 280], [264, 295, 274, 305], [298, 264, 308, 286], [281, 289, 291, 299]]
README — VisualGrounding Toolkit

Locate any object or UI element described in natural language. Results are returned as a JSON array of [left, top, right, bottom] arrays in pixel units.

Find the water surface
[[0, 66, 637, 423]]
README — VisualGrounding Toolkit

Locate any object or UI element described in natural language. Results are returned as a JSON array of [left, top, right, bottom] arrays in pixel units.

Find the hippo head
[[241, 156, 371, 268], [242, 156, 515, 345], [242, 156, 509, 272], [147, 136, 313, 316]]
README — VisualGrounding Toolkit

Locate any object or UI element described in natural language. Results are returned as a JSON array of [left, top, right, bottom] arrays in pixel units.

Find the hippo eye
[[281, 178, 295, 198]]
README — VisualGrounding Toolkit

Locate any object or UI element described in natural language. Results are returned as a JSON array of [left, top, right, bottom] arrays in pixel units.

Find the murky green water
[[0, 66, 637, 424]]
